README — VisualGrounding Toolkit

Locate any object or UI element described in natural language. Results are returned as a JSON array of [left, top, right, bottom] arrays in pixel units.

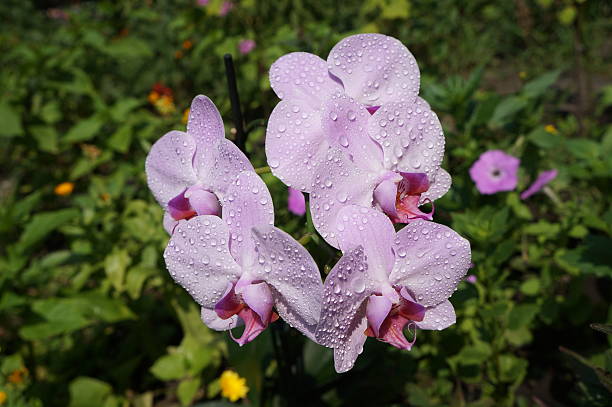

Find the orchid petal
[[520, 169, 558, 200], [365, 294, 393, 337], [321, 92, 383, 169], [327, 33, 420, 106], [315, 246, 375, 348], [416, 300, 456, 330], [421, 168, 451, 204], [335, 205, 396, 281], [265, 99, 328, 192], [186, 95, 224, 147], [223, 171, 274, 266], [214, 282, 243, 319], [389, 220, 471, 307], [368, 98, 445, 183], [373, 179, 398, 218], [333, 316, 368, 373], [242, 282, 275, 325], [186, 188, 221, 216], [163, 216, 242, 308], [269, 52, 343, 109], [163, 212, 178, 235], [201, 308, 241, 331], [310, 147, 379, 248], [145, 130, 197, 207], [193, 138, 254, 198], [251, 225, 323, 340]]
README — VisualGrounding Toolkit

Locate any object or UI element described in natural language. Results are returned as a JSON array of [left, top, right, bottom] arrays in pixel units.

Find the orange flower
[[54, 182, 74, 196], [182, 40, 193, 50], [182, 108, 190, 124], [101, 193, 111, 202], [148, 91, 160, 104], [8, 367, 28, 384], [155, 95, 176, 115], [0, 391, 6, 405], [174, 50, 184, 59]]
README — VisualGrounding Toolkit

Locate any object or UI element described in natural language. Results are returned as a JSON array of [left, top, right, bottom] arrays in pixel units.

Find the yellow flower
[[8, 367, 28, 384], [518, 71, 527, 79], [219, 370, 249, 402], [545, 124, 558, 134], [155, 95, 176, 115], [54, 182, 74, 196], [182, 108, 190, 124], [0, 391, 6, 405]]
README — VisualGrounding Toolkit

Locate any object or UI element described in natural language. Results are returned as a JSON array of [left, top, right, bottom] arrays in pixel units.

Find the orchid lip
[[214, 280, 277, 346], [167, 185, 221, 221]]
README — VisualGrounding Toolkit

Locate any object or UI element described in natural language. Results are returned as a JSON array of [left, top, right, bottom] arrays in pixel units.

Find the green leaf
[[69, 377, 112, 407], [104, 249, 130, 292], [30, 125, 59, 153], [107, 124, 133, 153], [150, 353, 188, 381], [488, 96, 527, 128], [508, 304, 539, 330], [108, 98, 143, 122], [520, 278, 540, 296], [498, 355, 528, 383], [457, 341, 493, 365], [63, 117, 103, 143], [178, 377, 201, 406], [522, 70, 561, 98], [558, 235, 612, 278], [527, 127, 563, 149], [0, 102, 23, 137], [17, 208, 80, 251]]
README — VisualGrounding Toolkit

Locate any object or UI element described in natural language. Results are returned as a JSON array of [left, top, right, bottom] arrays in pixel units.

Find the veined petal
[[310, 147, 379, 248], [333, 315, 368, 373], [389, 220, 471, 307], [222, 171, 274, 266], [250, 225, 323, 340], [335, 205, 396, 281], [327, 33, 420, 107], [186, 95, 224, 148], [145, 130, 197, 207], [321, 92, 383, 170], [315, 246, 375, 349], [373, 179, 398, 219], [368, 98, 445, 184], [421, 168, 451, 204], [163, 216, 242, 308], [193, 138, 254, 198], [265, 99, 328, 192], [185, 187, 221, 217], [269, 52, 343, 109], [416, 300, 456, 330]]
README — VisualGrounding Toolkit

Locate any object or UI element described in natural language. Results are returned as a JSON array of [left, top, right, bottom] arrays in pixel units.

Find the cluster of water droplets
[[368, 98, 445, 181], [252, 226, 323, 328], [327, 33, 420, 106], [186, 95, 224, 145], [270, 52, 341, 105], [390, 221, 471, 308], [145, 131, 198, 206], [163, 216, 240, 308], [315, 246, 373, 349], [266, 100, 326, 192]]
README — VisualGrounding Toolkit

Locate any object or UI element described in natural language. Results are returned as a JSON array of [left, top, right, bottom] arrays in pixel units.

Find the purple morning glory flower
[[520, 169, 558, 200], [164, 171, 323, 345], [145, 95, 253, 234], [287, 187, 306, 216], [219, 0, 233, 16], [469, 150, 520, 195], [266, 34, 450, 248], [238, 39, 256, 55], [466, 275, 477, 284], [314, 206, 471, 372]]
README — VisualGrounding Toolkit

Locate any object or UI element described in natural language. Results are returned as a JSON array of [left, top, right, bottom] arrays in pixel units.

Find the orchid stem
[[224, 54, 247, 154], [298, 233, 312, 245], [255, 166, 271, 175]]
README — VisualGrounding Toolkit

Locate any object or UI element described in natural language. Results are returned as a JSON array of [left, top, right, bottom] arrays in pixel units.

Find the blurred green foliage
[[0, 0, 611, 406]]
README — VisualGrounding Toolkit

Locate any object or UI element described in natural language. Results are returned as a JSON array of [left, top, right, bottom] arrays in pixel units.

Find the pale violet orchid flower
[[163, 171, 324, 345], [315, 205, 471, 372], [266, 33, 450, 247], [146, 95, 253, 234]]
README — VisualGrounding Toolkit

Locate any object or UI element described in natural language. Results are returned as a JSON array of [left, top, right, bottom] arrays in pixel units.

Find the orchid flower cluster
[[145, 34, 472, 373]]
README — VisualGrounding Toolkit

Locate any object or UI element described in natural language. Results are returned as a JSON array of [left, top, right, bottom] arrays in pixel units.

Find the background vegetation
[[0, 0, 611, 406]]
